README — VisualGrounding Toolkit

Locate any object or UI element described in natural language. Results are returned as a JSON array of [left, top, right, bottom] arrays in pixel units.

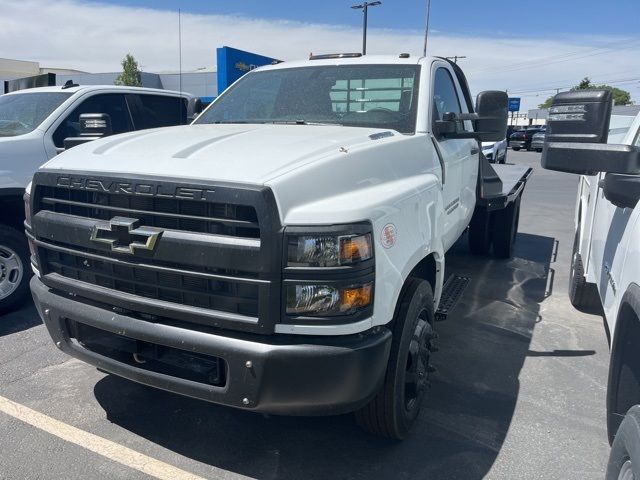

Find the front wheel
[[512, 147, 520, 151], [606, 405, 640, 480], [0, 225, 32, 313], [355, 278, 435, 439]]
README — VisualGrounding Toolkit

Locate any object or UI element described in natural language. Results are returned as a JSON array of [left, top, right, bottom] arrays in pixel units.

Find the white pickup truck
[[0, 84, 197, 311], [26, 54, 531, 438], [541, 91, 640, 478]]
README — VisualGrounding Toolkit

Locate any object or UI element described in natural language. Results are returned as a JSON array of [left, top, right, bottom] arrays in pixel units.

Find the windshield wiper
[[266, 120, 341, 126], [210, 120, 257, 124]]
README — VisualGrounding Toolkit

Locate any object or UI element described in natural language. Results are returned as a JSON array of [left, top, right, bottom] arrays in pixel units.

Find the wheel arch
[[607, 282, 640, 443], [396, 251, 443, 320]]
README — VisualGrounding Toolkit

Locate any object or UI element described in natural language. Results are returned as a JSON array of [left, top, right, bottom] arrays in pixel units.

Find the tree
[[114, 54, 142, 87], [538, 76, 633, 108]]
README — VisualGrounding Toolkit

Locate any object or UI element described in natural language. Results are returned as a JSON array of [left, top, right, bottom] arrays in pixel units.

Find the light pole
[[351, 1, 381, 55]]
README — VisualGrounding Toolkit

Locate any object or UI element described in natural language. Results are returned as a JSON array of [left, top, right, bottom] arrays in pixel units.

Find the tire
[[468, 208, 493, 255], [512, 147, 520, 151], [605, 405, 640, 480], [569, 228, 601, 312], [499, 148, 507, 164], [0, 225, 32, 313], [492, 196, 520, 258], [355, 278, 435, 439], [536, 148, 543, 153]]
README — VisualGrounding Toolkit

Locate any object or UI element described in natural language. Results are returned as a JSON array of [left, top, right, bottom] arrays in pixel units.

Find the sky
[[1, 0, 639, 110]]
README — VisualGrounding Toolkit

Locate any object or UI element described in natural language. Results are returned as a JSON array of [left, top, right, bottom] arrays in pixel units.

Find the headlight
[[287, 233, 372, 267], [24, 182, 32, 225], [286, 282, 373, 316]]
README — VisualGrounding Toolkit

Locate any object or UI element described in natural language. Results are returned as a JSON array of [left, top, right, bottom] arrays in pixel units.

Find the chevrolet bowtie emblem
[[90, 217, 161, 255]]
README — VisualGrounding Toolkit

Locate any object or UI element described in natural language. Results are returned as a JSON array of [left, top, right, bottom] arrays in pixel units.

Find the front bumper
[[509, 140, 526, 148], [32, 277, 391, 415], [530, 140, 544, 150]]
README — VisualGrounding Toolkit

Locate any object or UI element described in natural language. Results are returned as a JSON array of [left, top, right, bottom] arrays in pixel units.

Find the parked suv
[[509, 127, 543, 151], [0, 84, 198, 312]]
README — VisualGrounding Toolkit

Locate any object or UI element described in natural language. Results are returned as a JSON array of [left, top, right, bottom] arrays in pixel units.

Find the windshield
[[196, 64, 421, 134], [0, 92, 72, 137]]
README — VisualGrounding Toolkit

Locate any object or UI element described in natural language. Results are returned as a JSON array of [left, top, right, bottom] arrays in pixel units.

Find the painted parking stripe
[[0, 395, 208, 480]]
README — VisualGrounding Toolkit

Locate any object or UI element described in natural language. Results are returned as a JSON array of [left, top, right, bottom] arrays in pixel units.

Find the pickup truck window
[[195, 65, 421, 134], [432, 68, 463, 131], [52, 93, 133, 148], [0, 92, 71, 137], [130, 94, 188, 129]]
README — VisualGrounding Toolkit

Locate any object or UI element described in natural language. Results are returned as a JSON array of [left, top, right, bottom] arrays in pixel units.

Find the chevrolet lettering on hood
[[55, 175, 216, 201]]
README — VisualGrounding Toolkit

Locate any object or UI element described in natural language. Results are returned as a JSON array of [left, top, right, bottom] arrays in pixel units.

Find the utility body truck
[[27, 54, 531, 438], [541, 91, 640, 478], [0, 84, 197, 311]]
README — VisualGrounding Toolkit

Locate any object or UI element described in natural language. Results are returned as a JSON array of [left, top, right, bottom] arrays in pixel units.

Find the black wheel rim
[[404, 309, 432, 412]]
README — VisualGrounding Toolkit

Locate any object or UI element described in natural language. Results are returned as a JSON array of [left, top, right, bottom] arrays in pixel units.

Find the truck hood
[[41, 124, 395, 185]]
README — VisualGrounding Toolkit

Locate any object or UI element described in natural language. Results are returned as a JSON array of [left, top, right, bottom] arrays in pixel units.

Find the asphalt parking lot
[[0, 149, 610, 480]]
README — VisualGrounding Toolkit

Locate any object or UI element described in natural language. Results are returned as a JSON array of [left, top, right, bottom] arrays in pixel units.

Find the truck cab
[[541, 91, 640, 478], [26, 54, 530, 438], [0, 85, 197, 311]]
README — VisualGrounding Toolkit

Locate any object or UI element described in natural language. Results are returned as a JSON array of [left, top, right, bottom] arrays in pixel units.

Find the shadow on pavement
[[94, 231, 563, 479], [0, 302, 41, 337]]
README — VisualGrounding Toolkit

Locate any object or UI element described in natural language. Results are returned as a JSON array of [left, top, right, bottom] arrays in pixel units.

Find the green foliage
[[538, 76, 633, 109], [114, 54, 142, 87]]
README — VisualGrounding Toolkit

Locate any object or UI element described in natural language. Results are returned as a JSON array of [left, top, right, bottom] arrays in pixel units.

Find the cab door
[[589, 125, 640, 321], [430, 64, 478, 251]]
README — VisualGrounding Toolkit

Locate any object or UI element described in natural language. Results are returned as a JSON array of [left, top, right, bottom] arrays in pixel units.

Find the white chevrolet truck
[[0, 84, 197, 312], [541, 92, 640, 478], [26, 54, 531, 438]]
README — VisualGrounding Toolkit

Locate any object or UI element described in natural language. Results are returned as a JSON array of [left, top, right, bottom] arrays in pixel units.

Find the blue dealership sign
[[216, 46, 280, 94], [508, 97, 521, 112]]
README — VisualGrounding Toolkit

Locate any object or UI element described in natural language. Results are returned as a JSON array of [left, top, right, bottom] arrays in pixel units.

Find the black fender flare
[[607, 283, 640, 443]]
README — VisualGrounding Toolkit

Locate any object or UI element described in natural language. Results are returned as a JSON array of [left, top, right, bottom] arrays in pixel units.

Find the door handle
[[470, 147, 479, 155]]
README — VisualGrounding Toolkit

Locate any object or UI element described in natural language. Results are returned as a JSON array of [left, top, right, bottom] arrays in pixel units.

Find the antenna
[[422, 0, 431, 56]]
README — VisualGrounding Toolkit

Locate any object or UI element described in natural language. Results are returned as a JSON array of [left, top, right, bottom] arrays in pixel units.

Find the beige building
[[0, 57, 85, 85]]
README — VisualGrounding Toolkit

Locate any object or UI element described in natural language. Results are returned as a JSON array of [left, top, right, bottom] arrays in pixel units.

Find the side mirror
[[187, 98, 204, 123], [474, 90, 508, 142], [540, 90, 640, 175], [433, 91, 507, 142], [63, 113, 113, 150], [545, 90, 612, 144], [603, 173, 640, 209]]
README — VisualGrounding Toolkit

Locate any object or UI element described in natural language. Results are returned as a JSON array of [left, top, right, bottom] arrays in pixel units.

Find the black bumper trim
[[32, 277, 391, 415]]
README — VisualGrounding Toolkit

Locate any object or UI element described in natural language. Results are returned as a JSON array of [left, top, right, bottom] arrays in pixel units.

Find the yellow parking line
[[0, 395, 208, 480]]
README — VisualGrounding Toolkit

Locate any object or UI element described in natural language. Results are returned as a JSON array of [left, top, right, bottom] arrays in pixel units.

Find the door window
[[131, 94, 187, 129], [432, 67, 468, 133], [52, 93, 132, 148]]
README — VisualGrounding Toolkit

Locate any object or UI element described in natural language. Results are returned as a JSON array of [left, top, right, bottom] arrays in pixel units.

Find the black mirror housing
[[542, 142, 640, 175], [540, 89, 640, 175], [546, 90, 612, 144], [433, 91, 507, 141], [474, 90, 508, 142], [603, 173, 640, 209], [63, 113, 113, 150]]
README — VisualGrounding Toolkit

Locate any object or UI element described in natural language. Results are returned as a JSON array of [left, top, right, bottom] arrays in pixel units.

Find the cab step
[[435, 275, 470, 321]]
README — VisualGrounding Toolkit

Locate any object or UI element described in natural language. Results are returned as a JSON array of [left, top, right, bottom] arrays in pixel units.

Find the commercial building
[[2, 47, 278, 104]]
